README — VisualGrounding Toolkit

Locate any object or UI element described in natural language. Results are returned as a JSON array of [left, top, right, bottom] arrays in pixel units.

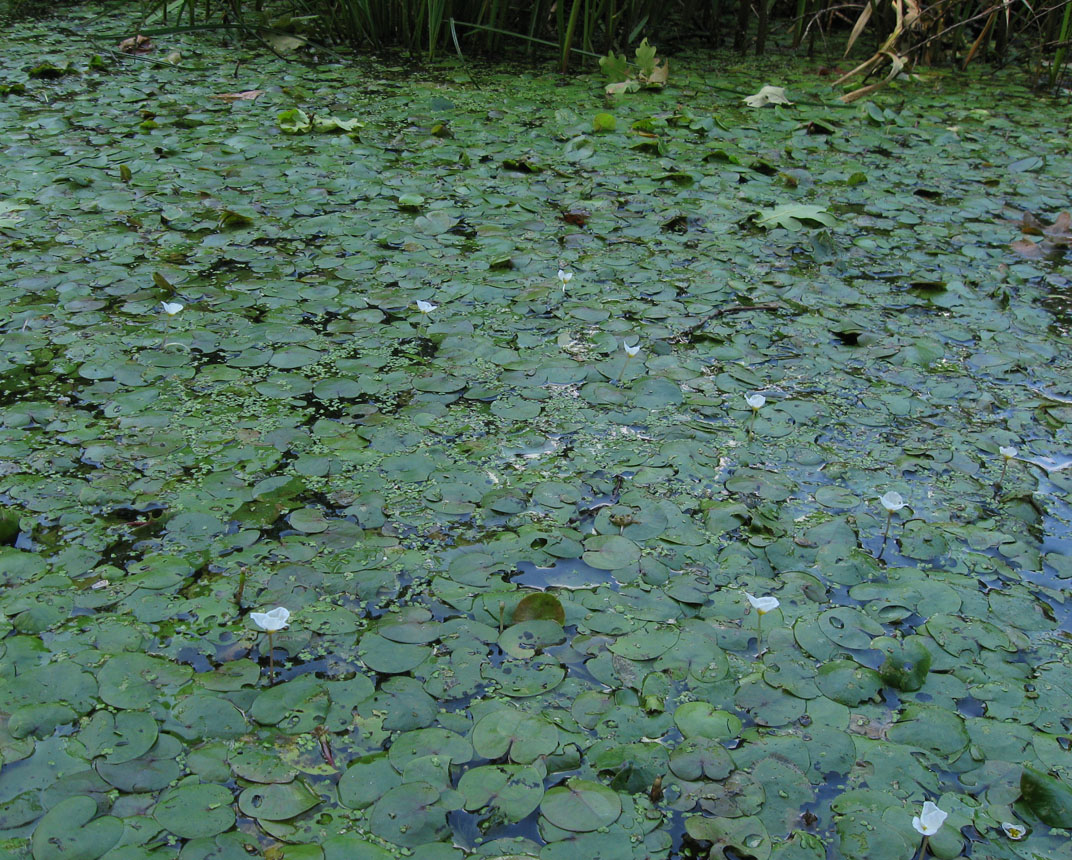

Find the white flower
[[999, 446, 1018, 460], [1001, 822, 1026, 840], [415, 300, 436, 314], [557, 269, 573, 291], [623, 342, 641, 357], [250, 607, 290, 632], [744, 85, 793, 108], [880, 491, 906, 513], [161, 302, 184, 316], [912, 801, 947, 836], [746, 394, 766, 411], [745, 592, 779, 615]]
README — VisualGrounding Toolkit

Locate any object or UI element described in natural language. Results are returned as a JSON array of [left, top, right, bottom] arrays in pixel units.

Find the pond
[[1, 7, 1071, 860]]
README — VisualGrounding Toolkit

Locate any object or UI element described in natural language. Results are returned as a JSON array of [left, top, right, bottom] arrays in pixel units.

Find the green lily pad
[[1021, 765, 1072, 827], [153, 783, 235, 839], [582, 535, 640, 570], [875, 636, 932, 691], [669, 737, 734, 781], [369, 783, 449, 847], [337, 753, 401, 810], [458, 764, 544, 821], [673, 702, 742, 741], [238, 780, 320, 821], [685, 814, 771, 860], [887, 703, 968, 757], [815, 660, 883, 707], [97, 654, 192, 710], [483, 655, 565, 697], [540, 778, 621, 832], [512, 592, 565, 624], [31, 796, 122, 860], [471, 710, 559, 763], [817, 607, 883, 650]]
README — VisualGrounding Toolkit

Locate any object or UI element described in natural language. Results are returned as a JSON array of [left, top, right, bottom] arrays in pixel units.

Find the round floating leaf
[[540, 778, 621, 832], [581, 535, 640, 571], [229, 746, 298, 784], [369, 783, 448, 847], [288, 508, 330, 534], [9, 703, 77, 739], [249, 676, 329, 733], [674, 702, 742, 741], [388, 728, 473, 770], [238, 780, 320, 821], [735, 678, 806, 727], [338, 754, 402, 810], [608, 626, 679, 661], [76, 711, 158, 764], [0, 791, 45, 830], [482, 655, 565, 697], [1021, 765, 1072, 827], [95, 734, 183, 792], [498, 620, 566, 659], [97, 654, 192, 710], [31, 796, 122, 860], [359, 633, 430, 674], [875, 636, 932, 691], [458, 764, 544, 822], [669, 738, 734, 781], [685, 814, 770, 860], [322, 835, 394, 860], [154, 783, 235, 839], [471, 710, 559, 763], [512, 593, 565, 624], [887, 703, 969, 757], [169, 694, 248, 740], [817, 607, 884, 650], [815, 661, 883, 707]]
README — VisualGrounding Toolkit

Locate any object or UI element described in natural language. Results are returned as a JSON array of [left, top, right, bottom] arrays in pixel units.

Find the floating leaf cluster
[[0, 9, 1071, 860]]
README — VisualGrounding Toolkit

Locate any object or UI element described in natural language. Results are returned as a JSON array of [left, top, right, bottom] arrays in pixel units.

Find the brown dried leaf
[[119, 34, 153, 54], [1010, 239, 1045, 259], [211, 90, 264, 102]]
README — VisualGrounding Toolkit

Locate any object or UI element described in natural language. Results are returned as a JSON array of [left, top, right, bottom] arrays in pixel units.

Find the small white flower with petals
[[999, 446, 1018, 460], [746, 394, 766, 411], [744, 85, 793, 108], [1001, 822, 1026, 840], [161, 302, 184, 316], [250, 607, 290, 632], [745, 592, 779, 615], [557, 269, 573, 291], [880, 491, 906, 513], [623, 342, 641, 357], [416, 300, 436, 314], [912, 801, 947, 837]]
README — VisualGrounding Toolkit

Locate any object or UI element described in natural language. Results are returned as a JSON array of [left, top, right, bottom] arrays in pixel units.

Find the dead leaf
[[1010, 239, 1044, 259], [1011, 211, 1072, 258], [640, 59, 668, 86], [211, 90, 264, 102], [266, 33, 306, 53], [119, 34, 153, 54]]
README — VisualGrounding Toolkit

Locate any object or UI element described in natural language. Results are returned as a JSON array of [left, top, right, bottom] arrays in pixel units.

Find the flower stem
[[267, 631, 275, 682], [916, 836, 931, 860], [877, 511, 892, 560], [756, 611, 763, 657]]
